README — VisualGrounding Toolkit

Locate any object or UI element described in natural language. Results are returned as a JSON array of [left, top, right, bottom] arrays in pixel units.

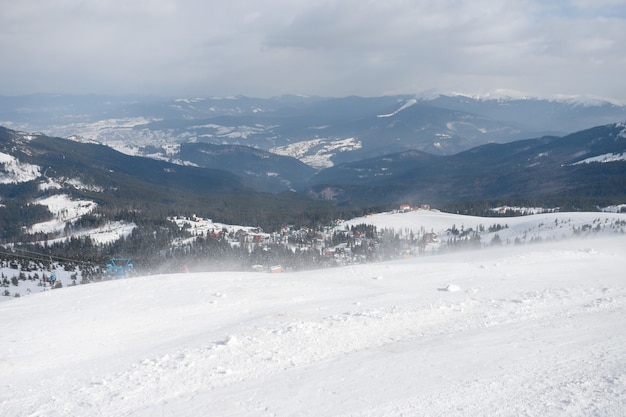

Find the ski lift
[[106, 258, 135, 278]]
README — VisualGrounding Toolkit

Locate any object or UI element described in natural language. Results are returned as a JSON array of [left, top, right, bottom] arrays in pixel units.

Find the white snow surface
[[429, 89, 625, 106], [55, 220, 136, 246], [573, 152, 626, 165], [603, 204, 626, 213], [2, 233, 625, 416], [271, 137, 362, 169], [377, 98, 418, 118], [26, 194, 135, 244], [0, 152, 41, 184], [28, 195, 98, 234], [338, 209, 626, 244]]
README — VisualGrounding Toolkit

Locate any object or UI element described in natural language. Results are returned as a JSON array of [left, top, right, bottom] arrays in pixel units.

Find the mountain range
[[2, 93, 625, 172], [0, 120, 624, 239], [2, 94, 625, 417], [308, 123, 626, 205], [0, 92, 625, 241]]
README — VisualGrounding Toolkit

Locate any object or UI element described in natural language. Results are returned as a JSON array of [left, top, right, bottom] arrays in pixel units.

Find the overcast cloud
[[1, 0, 625, 100]]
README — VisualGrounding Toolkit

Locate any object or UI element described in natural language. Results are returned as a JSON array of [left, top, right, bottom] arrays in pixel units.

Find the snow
[[491, 205, 556, 215], [602, 204, 626, 213], [39, 178, 104, 192], [57, 117, 156, 141], [271, 138, 326, 159], [173, 98, 206, 104], [377, 98, 417, 118], [25, 194, 135, 245], [0, 152, 41, 183], [170, 215, 264, 239], [57, 220, 136, 245], [573, 152, 626, 165], [63, 178, 105, 192], [271, 137, 362, 169], [338, 209, 626, 245], [28, 194, 98, 234], [1, 233, 625, 416], [54, 118, 176, 156], [189, 123, 267, 139], [431, 89, 625, 106]]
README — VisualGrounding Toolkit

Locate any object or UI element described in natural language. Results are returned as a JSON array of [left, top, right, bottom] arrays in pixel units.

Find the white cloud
[[0, 0, 625, 100]]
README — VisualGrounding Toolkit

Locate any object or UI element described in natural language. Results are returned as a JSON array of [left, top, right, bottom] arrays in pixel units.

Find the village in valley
[[167, 202, 626, 275], [0, 203, 450, 300], [3, 202, 625, 300], [168, 203, 442, 273]]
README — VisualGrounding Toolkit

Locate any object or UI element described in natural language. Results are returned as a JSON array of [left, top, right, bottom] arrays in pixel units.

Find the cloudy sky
[[1, 0, 625, 100]]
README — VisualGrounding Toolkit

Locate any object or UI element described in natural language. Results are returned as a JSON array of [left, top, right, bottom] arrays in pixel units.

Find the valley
[[4, 2, 626, 414], [0, 93, 625, 293]]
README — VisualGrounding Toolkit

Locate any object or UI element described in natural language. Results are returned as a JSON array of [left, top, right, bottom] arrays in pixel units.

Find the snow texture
[[602, 205, 626, 213], [338, 209, 626, 245], [2, 233, 625, 416], [27, 194, 135, 245], [573, 152, 626, 165], [271, 137, 362, 169], [377, 98, 418, 118], [0, 152, 41, 184], [29, 195, 98, 234]]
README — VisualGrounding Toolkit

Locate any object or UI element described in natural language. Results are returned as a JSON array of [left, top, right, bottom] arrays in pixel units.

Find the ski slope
[[2, 233, 625, 416]]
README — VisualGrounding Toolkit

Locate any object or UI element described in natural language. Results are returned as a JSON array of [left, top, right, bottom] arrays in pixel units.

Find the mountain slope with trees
[[4, 93, 626, 170], [306, 123, 626, 207]]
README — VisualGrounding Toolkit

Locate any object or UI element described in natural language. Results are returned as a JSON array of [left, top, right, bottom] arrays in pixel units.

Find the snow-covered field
[[339, 209, 626, 245], [2, 232, 625, 416], [26, 193, 136, 246], [271, 137, 362, 169]]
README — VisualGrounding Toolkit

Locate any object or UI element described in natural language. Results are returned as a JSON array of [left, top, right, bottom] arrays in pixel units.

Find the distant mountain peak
[[418, 89, 624, 107], [416, 88, 535, 102]]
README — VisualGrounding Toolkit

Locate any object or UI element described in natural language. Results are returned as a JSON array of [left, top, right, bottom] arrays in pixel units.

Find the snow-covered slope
[[339, 209, 626, 245], [25, 193, 136, 245], [0, 152, 41, 183], [573, 152, 626, 165], [5, 93, 625, 170], [2, 232, 625, 416], [376, 98, 418, 118], [271, 137, 362, 169]]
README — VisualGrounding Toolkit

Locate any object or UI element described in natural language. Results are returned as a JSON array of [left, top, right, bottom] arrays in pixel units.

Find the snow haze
[[2, 221, 625, 415]]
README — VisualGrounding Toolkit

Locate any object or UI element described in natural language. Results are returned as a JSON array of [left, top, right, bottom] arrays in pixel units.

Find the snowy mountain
[[2, 227, 625, 416], [407, 91, 626, 153], [2, 93, 625, 169], [307, 123, 626, 205], [0, 126, 331, 250], [2, 91, 625, 417], [140, 142, 316, 192], [1, 122, 625, 248], [0, 121, 624, 298]]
